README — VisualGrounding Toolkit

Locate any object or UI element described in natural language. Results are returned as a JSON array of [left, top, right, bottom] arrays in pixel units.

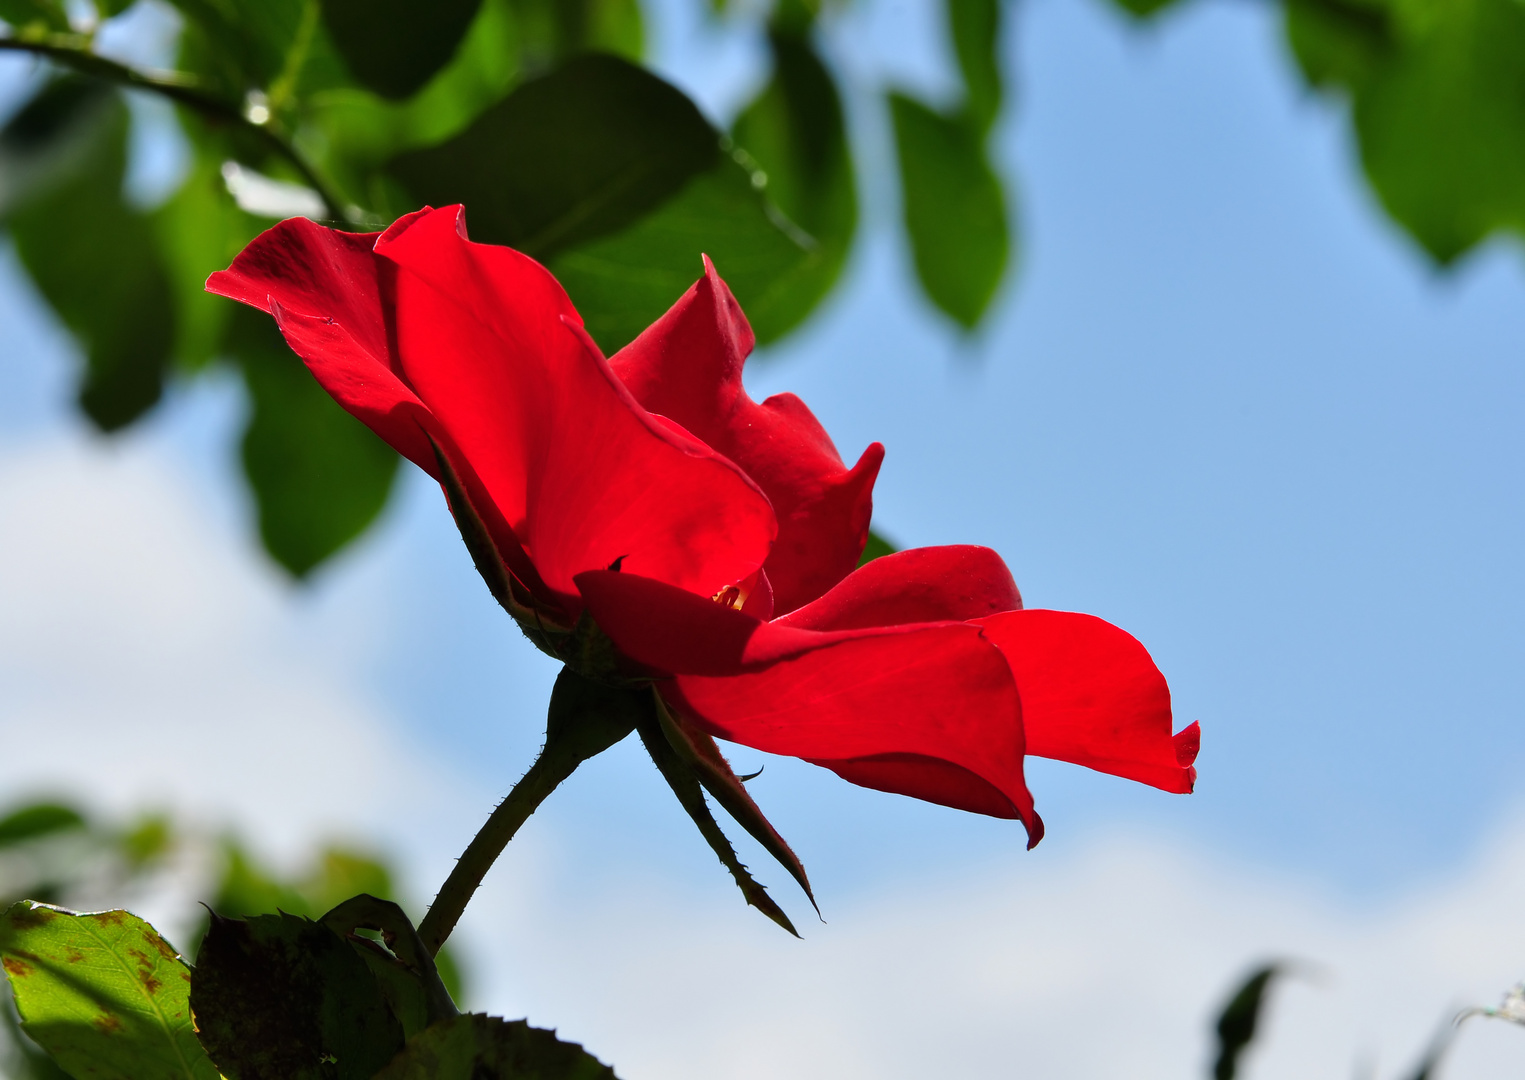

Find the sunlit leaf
[[888, 91, 1009, 329], [3, 80, 176, 431], [226, 306, 400, 577], [1211, 963, 1281, 1080], [0, 902, 219, 1080], [190, 911, 403, 1080], [372, 1013, 618, 1080], [320, 0, 483, 100]]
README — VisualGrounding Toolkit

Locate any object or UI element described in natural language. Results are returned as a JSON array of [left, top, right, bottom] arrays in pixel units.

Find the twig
[[0, 33, 347, 220]]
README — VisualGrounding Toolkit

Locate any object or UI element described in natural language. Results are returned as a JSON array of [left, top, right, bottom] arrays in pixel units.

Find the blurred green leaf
[[304, 0, 520, 207], [0, 71, 114, 218], [191, 911, 403, 1080], [857, 528, 896, 566], [1287, 0, 1525, 263], [0, 805, 85, 849], [167, 0, 352, 107], [320, 0, 483, 100], [1284, 0, 1392, 90], [4, 80, 176, 431], [1211, 963, 1280, 1080], [1107, 0, 1184, 20], [227, 306, 401, 577], [949, 0, 1002, 134], [0, 0, 69, 33], [373, 1014, 618, 1080], [0, 902, 219, 1080], [888, 91, 1009, 328], [731, 26, 856, 328], [390, 53, 718, 260], [549, 157, 829, 351], [154, 153, 265, 370], [507, 0, 643, 72]]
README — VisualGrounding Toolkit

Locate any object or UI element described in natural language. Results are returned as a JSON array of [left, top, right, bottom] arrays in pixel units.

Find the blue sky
[[2, 0, 1524, 1075]]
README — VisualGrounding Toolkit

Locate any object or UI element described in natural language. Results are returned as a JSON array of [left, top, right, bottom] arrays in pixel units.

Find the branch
[[0, 33, 348, 220]]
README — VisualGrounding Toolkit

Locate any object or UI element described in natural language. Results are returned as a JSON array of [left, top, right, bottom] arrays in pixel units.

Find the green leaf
[[1283, 0, 1392, 91], [390, 53, 719, 260], [226, 305, 401, 577], [0, 805, 86, 849], [0, 902, 220, 1080], [730, 27, 857, 327], [154, 152, 266, 371], [856, 528, 897, 567], [0, 0, 69, 32], [320, 895, 458, 1041], [1106, 0, 1184, 20], [1352, 0, 1525, 262], [507, 0, 644, 71], [320, 0, 484, 100], [4, 80, 177, 431], [190, 911, 404, 1080], [948, 0, 1002, 135], [549, 159, 818, 352], [372, 1013, 618, 1080], [1211, 963, 1281, 1080], [888, 91, 1009, 329]]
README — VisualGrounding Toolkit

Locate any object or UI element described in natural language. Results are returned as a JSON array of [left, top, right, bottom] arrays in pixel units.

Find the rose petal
[[610, 257, 883, 614], [777, 545, 1022, 631], [576, 568, 1039, 837], [976, 609, 1197, 794]]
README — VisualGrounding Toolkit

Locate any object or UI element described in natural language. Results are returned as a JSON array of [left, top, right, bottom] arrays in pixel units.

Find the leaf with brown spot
[[0, 901, 219, 1079]]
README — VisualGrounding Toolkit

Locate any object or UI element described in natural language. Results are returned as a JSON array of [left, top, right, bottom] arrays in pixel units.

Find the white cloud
[[2, 433, 1522, 1080]]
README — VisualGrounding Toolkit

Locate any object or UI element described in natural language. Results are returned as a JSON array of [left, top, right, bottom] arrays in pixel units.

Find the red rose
[[208, 205, 1197, 855]]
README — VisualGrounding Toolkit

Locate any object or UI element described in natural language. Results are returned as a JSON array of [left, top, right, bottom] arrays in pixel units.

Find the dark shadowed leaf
[[390, 53, 717, 259], [888, 92, 1008, 329], [165, 0, 347, 106], [3, 80, 176, 431], [948, 0, 1002, 135], [634, 698, 799, 936], [226, 306, 400, 577], [321, 895, 458, 1041], [730, 26, 856, 331], [320, 0, 484, 100], [190, 911, 403, 1080], [0, 805, 85, 849], [373, 1013, 618, 1080], [0, 902, 219, 1080], [857, 528, 897, 567], [1211, 963, 1281, 1080]]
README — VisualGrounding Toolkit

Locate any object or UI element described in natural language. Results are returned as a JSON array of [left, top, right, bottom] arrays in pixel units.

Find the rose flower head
[[208, 205, 1199, 934]]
